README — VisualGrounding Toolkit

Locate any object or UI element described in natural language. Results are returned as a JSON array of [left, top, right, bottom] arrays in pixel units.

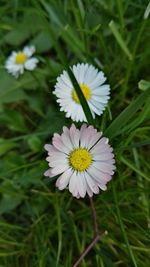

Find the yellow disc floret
[[16, 52, 27, 64], [69, 148, 92, 172], [72, 84, 91, 103]]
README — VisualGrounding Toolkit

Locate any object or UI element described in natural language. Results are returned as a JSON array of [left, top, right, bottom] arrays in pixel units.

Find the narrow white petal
[[83, 172, 93, 197], [56, 168, 73, 190], [60, 71, 72, 88], [51, 163, 69, 175], [93, 152, 114, 161], [88, 101, 104, 116], [72, 64, 80, 81], [91, 95, 110, 104], [88, 165, 112, 183], [93, 161, 116, 174], [49, 158, 68, 168], [52, 134, 70, 154], [44, 169, 56, 177], [76, 172, 86, 198], [78, 63, 88, 83], [69, 124, 79, 148], [91, 137, 109, 153], [84, 65, 98, 84], [84, 172, 99, 194], [92, 85, 110, 95], [69, 171, 78, 195], [61, 132, 74, 150], [89, 71, 106, 88]]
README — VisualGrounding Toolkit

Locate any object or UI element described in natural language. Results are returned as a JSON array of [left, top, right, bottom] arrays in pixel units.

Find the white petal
[[80, 125, 101, 149], [72, 64, 80, 81], [61, 132, 74, 150], [88, 131, 102, 149], [90, 137, 109, 154], [51, 163, 69, 176], [61, 71, 72, 88], [92, 85, 110, 95], [48, 158, 68, 168], [23, 46, 36, 57], [78, 63, 88, 83], [83, 172, 93, 197], [69, 171, 78, 195], [89, 71, 106, 88], [56, 168, 73, 190], [76, 172, 86, 198], [84, 172, 99, 194], [69, 124, 80, 148], [55, 78, 72, 92], [93, 152, 114, 161], [52, 134, 70, 154], [88, 101, 104, 116], [88, 165, 112, 183], [93, 161, 116, 174], [44, 144, 53, 152], [91, 95, 110, 104], [84, 65, 98, 84], [44, 168, 58, 178], [24, 58, 38, 70]]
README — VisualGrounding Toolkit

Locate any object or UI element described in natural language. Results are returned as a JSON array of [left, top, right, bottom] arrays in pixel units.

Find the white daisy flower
[[44, 124, 115, 198], [53, 63, 111, 122], [5, 45, 39, 78]]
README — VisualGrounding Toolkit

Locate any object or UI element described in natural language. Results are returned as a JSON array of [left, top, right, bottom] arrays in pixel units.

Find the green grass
[[0, 0, 150, 266]]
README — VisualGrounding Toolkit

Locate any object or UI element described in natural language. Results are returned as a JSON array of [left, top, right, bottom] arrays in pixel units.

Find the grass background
[[0, 0, 150, 266]]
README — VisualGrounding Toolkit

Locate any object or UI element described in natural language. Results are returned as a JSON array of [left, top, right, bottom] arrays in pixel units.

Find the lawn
[[0, 0, 150, 266]]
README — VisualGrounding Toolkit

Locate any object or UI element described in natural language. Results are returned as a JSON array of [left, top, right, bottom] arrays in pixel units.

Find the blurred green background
[[0, 0, 150, 266]]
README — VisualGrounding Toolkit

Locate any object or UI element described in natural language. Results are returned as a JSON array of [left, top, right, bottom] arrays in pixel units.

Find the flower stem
[[72, 235, 99, 267], [73, 197, 103, 267], [89, 197, 99, 236]]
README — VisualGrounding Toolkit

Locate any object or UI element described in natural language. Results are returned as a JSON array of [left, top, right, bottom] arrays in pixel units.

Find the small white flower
[[44, 124, 116, 198], [5, 45, 39, 78], [54, 63, 111, 122]]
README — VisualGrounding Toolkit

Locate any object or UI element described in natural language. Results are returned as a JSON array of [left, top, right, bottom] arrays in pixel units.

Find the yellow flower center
[[72, 84, 91, 103], [69, 148, 92, 172], [16, 52, 27, 64]]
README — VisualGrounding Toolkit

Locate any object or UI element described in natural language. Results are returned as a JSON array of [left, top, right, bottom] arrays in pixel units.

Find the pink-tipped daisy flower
[[44, 124, 116, 198], [53, 63, 110, 122]]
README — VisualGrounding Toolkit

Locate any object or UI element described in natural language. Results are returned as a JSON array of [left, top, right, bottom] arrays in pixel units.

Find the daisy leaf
[[109, 20, 133, 61]]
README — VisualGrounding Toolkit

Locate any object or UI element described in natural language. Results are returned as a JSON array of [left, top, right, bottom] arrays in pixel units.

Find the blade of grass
[[112, 182, 138, 267], [55, 193, 62, 267], [109, 20, 133, 60], [104, 89, 150, 139], [132, 148, 149, 218], [116, 0, 125, 31], [119, 156, 150, 181], [113, 99, 150, 136], [115, 140, 150, 151]]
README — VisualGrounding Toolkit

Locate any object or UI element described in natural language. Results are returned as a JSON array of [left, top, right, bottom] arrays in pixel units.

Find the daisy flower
[[44, 124, 115, 198], [5, 45, 39, 78], [53, 63, 111, 122]]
